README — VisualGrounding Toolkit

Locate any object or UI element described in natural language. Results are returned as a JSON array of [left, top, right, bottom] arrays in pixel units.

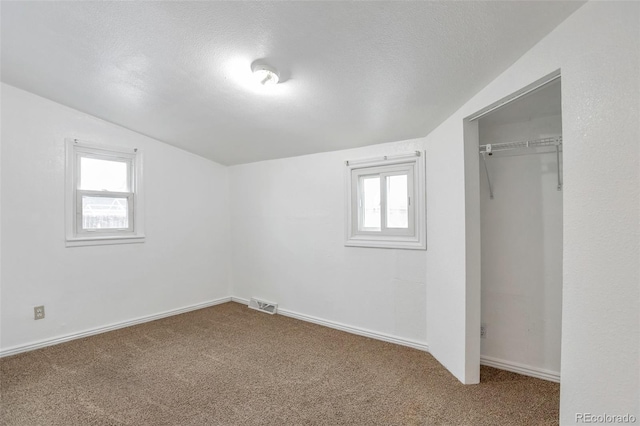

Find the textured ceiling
[[1, 1, 583, 165]]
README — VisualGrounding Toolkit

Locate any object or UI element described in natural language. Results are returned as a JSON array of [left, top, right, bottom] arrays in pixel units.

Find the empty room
[[1, 1, 638, 425]]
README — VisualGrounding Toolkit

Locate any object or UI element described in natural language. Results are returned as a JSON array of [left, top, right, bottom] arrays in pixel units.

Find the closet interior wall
[[478, 87, 563, 377]]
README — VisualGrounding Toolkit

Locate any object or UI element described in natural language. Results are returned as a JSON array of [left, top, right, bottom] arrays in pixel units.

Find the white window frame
[[345, 152, 426, 250], [65, 138, 145, 247]]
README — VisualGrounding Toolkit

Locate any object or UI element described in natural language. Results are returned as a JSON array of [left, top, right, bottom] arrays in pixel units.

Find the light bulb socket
[[251, 63, 280, 86]]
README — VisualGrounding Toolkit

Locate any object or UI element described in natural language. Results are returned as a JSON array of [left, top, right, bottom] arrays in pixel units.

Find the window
[[65, 139, 144, 247], [345, 152, 426, 249]]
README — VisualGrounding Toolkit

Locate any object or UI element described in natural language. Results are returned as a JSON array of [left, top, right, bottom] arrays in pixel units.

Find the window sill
[[345, 234, 426, 250], [66, 235, 145, 248]]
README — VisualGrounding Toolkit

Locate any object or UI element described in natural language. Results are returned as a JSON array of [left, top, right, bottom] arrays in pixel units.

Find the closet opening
[[466, 72, 563, 383]]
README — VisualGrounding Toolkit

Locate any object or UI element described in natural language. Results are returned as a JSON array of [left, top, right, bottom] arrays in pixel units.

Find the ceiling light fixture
[[252, 64, 279, 86]]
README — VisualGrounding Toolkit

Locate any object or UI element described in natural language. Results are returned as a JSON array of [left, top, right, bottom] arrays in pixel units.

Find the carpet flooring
[[1, 302, 559, 425]]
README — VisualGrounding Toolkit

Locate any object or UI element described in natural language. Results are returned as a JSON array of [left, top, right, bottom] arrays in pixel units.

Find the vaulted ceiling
[[1, 1, 583, 165]]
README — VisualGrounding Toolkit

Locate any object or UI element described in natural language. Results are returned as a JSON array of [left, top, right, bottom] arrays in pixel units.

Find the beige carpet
[[1, 302, 559, 425]]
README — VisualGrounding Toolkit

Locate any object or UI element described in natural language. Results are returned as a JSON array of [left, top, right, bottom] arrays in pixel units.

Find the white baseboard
[[0, 297, 232, 358], [231, 297, 429, 352], [481, 355, 560, 383]]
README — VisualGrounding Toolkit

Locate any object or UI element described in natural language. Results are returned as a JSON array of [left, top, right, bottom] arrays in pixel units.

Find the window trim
[[345, 152, 426, 250], [65, 138, 145, 247]]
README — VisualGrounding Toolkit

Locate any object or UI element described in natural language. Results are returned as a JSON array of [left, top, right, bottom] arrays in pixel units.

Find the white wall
[[0, 84, 231, 351], [479, 114, 563, 375], [229, 139, 428, 346], [420, 0, 638, 421]]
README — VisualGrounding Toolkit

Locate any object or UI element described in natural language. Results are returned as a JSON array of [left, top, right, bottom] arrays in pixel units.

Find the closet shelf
[[479, 136, 563, 200], [479, 136, 562, 154]]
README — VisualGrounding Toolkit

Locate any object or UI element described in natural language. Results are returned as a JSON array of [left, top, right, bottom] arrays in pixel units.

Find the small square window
[[345, 152, 425, 249], [65, 139, 144, 247]]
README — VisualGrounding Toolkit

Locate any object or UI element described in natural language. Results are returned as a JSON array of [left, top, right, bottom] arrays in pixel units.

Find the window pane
[[80, 157, 128, 191], [82, 196, 129, 230], [361, 176, 381, 230], [386, 174, 408, 228]]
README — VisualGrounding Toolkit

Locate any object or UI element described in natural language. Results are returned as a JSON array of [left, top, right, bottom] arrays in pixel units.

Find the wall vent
[[248, 297, 278, 315]]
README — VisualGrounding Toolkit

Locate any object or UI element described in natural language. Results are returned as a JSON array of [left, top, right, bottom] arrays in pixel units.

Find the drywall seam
[[481, 355, 560, 383], [0, 297, 232, 358], [231, 297, 429, 352]]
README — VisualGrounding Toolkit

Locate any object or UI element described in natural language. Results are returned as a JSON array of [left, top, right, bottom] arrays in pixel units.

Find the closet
[[478, 79, 563, 380]]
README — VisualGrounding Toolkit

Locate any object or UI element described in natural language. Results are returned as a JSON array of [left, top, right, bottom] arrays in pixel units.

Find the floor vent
[[248, 298, 278, 315]]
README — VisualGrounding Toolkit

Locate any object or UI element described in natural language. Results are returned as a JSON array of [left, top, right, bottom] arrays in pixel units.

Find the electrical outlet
[[34, 305, 45, 320], [480, 324, 487, 338]]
